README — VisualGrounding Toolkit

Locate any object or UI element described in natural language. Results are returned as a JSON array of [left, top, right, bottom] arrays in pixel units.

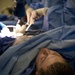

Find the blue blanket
[[0, 25, 75, 75], [0, 37, 15, 55], [0, 0, 75, 75]]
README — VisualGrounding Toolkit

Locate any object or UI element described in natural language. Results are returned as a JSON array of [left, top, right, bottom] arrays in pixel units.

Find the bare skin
[[25, 5, 48, 25], [15, 4, 34, 34], [25, 4, 34, 25], [12, 35, 33, 45], [15, 19, 26, 34], [35, 48, 66, 75], [30, 7, 48, 25], [15, 5, 48, 35]]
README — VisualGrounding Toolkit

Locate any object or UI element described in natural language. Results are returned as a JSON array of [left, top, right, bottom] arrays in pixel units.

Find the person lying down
[[0, 36, 74, 75], [0, 47, 73, 75], [0, 25, 74, 75], [30, 48, 73, 75]]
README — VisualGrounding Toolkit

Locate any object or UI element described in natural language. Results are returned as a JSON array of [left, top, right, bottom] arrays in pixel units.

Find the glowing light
[[0, 26, 16, 37]]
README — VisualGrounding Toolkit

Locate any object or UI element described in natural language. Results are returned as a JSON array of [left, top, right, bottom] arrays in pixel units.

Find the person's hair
[[38, 62, 73, 75]]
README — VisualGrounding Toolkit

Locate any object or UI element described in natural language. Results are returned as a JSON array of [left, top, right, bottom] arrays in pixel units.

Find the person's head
[[35, 48, 73, 75]]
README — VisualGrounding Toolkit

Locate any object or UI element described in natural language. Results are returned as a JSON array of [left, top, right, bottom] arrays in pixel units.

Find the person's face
[[35, 48, 65, 71]]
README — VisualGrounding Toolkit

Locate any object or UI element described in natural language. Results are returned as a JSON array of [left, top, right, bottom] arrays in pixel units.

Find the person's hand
[[29, 10, 41, 25], [29, 7, 48, 25]]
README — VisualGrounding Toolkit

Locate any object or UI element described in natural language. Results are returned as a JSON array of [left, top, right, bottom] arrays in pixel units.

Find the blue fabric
[[22, 59, 36, 75], [14, 3, 26, 17], [0, 25, 75, 75], [30, 2, 44, 10], [42, 0, 75, 31], [0, 22, 7, 31], [0, 37, 15, 55], [29, 0, 75, 31], [0, 14, 17, 21], [13, 0, 32, 17], [13, 0, 42, 17], [0, 15, 8, 21], [0, 0, 75, 75], [16, 0, 31, 5], [2, 20, 17, 25], [64, 0, 75, 25]]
